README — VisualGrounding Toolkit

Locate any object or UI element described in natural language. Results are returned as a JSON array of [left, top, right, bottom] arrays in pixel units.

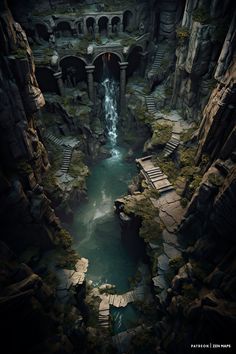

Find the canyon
[[0, 0, 236, 353]]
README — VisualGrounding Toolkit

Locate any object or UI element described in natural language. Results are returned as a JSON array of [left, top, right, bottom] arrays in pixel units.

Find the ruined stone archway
[[111, 16, 121, 33], [86, 17, 95, 35], [93, 52, 121, 81], [55, 21, 72, 37], [60, 56, 87, 87], [123, 10, 133, 32], [98, 16, 109, 35]]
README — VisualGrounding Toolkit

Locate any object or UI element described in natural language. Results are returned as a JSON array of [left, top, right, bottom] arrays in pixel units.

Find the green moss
[[154, 157, 178, 184], [149, 122, 172, 147], [121, 37, 136, 47], [123, 194, 162, 243], [16, 160, 33, 175], [56, 248, 79, 269], [13, 48, 27, 59], [56, 228, 73, 249], [176, 26, 190, 43], [68, 150, 89, 178], [192, 7, 210, 24], [208, 172, 224, 187], [180, 126, 197, 143]]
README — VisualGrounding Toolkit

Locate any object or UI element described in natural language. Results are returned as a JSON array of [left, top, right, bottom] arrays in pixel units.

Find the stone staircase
[[136, 156, 174, 194], [44, 132, 65, 146], [163, 137, 180, 157], [163, 122, 182, 157], [146, 95, 157, 115], [60, 146, 73, 174], [149, 45, 165, 76], [43, 132, 74, 175]]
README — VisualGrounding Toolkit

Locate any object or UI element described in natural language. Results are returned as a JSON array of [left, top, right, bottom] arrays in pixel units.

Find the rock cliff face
[[0, 4, 86, 354], [0, 1, 63, 250], [156, 7, 236, 350], [171, 0, 234, 121]]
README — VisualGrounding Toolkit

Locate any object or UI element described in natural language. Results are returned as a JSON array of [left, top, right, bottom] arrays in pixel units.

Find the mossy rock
[[56, 228, 73, 249], [16, 160, 33, 175], [148, 122, 172, 148], [176, 26, 190, 41], [208, 172, 224, 187], [192, 7, 210, 24]]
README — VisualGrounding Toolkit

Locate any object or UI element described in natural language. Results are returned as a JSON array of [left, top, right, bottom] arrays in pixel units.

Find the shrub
[[192, 7, 210, 24], [176, 26, 190, 42]]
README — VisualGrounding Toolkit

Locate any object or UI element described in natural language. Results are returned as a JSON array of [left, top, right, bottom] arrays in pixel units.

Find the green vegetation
[[56, 228, 73, 249], [149, 122, 172, 147], [180, 125, 198, 143], [192, 7, 210, 24], [68, 151, 88, 178], [208, 172, 224, 187], [16, 160, 33, 175], [153, 144, 202, 199], [121, 36, 136, 47], [176, 26, 190, 43], [74, 36, 92, 54], [123, 193, 163, 243], [13, 48, 27, 59], [134, 103, 155, 125]]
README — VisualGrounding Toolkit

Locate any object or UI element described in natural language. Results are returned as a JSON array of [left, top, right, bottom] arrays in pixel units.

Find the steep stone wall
[[0, 2, 64, 250], [171, 0, 234, 121]]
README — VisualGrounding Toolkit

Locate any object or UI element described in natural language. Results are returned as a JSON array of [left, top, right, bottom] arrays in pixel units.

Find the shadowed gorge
[[0, 0, 236, 353]]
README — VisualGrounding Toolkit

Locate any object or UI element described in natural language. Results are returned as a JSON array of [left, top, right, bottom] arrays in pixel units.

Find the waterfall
[[102, 77, 119, 157]]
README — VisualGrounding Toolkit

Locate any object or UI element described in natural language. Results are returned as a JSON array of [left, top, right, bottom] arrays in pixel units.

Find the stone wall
[[171, 0, 234, 121], [0, 1, 63, 251]]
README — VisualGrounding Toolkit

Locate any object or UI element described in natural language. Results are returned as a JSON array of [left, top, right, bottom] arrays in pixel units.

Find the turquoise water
[[71, 76, 144, 331], [72, 146, 142, 293]]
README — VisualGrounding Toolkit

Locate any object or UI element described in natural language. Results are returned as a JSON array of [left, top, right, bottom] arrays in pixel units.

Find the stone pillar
[[139, 51, 148, 77], [84, 19, 88, 35], [53, 71, 64, 96], [119, 62, 128, 116], [95, 19, 99, 35], [85, 65, 95, 102], [108, 20, 112, 36]]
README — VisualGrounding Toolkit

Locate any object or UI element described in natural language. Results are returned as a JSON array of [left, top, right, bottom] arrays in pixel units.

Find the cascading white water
[[102, 77, 120, 157]]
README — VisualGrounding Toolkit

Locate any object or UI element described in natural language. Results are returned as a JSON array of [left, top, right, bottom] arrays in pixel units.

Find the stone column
[[108, 19, 112, 36], [53, 71, 64, 96], [95, 19, 99, 35], [85, 65, 95, 102], [139, 51, 148, 77], [84, 19, 88, 35], [119, 62, 128, 116]]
